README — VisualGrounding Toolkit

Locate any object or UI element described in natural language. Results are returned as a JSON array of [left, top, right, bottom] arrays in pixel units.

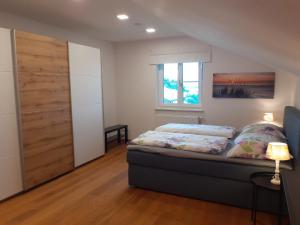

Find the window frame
[[156, 62, 203, 110]]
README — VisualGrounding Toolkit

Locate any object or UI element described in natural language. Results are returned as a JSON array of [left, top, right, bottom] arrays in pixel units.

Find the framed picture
[[213, 72, 275, 99]]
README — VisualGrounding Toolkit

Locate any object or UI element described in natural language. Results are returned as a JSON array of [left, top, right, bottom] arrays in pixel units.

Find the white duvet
[[131, 131, 229, 154], [155, 123, 236, 139]]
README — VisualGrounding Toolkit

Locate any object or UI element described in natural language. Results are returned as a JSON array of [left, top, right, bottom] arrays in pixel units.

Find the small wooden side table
[[250, 172, 283, 225]]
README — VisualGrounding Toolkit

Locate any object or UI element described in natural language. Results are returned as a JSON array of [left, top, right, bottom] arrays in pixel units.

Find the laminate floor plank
[[0, 144, 286, 225]]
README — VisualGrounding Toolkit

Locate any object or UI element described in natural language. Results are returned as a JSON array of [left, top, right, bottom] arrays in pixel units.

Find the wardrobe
[[0, 28, 104, 199], [0, 28, 23, 200], [69, 42, 105, 167]]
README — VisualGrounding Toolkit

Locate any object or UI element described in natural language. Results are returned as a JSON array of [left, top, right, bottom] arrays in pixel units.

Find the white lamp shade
[[266, 142, 291, 161], [264, 112, 274, 122]]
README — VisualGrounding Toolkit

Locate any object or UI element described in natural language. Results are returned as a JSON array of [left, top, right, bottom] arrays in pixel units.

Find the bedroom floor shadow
[[0, 144, 289, 225]]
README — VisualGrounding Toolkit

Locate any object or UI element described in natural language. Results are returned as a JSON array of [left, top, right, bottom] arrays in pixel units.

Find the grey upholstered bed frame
[[127, 106, 300, 213]]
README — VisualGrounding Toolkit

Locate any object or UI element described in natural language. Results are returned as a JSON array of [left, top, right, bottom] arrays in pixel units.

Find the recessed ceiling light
[[146, 28, 156, 33], [117, 14, 129, 21]]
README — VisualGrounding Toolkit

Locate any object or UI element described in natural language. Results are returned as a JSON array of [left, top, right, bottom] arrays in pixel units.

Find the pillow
[[234, 132, 284, 145], [227, 133, 286, 160], [227, 142, 269, 160], [240, 122, 286, 140]]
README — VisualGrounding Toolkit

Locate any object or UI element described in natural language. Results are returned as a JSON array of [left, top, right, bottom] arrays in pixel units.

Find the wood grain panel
[[15, 38, 68, 59], [16, 53, 69, 74], [14, 30, 74, 190]]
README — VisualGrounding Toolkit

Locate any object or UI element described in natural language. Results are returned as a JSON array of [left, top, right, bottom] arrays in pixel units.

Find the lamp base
[[271, 173, 281, 186]]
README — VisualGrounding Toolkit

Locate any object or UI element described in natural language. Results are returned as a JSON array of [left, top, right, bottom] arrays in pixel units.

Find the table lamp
[[264, 112, 274, 122], [266, 142, 291, 185]]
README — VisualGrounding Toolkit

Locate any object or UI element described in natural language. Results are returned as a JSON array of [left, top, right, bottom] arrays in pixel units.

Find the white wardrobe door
[[69, 42, 104, 167], [0, 28, 23, 200]]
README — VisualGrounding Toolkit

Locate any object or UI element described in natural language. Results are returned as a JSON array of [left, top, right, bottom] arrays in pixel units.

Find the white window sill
[[155, 107, 204, 112]]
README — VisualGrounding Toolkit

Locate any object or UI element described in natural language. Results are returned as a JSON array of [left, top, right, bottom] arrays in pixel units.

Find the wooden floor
[[0, 144, 287, 225]]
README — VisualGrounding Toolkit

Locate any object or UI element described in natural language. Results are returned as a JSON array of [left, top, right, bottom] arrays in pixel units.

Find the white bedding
[[155, 123, 236, 139], [131, 131, 229, 154]]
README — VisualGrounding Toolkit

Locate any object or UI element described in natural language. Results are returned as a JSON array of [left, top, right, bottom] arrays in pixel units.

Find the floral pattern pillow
[[227, 142, 269, 160], [227, 133, 286, 160], [240, 122, 286, 140]]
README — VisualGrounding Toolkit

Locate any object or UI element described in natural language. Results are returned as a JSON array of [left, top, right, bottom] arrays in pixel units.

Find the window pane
[[183, 82, 199, 104], [163, 63, 178, 104], [164, 63, 178, 81], [183, 62, 199, 82]]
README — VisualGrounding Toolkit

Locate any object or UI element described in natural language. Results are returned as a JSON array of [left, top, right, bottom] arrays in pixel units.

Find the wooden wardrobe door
[[14, 30, 74, 190]]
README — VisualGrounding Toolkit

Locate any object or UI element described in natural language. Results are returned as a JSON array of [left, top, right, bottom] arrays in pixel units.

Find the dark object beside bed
[[281, 106, 300, 225], [127, 106, 300, 213]]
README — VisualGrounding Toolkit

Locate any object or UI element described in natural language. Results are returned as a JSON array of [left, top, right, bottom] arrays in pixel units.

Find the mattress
[[127, 143, 293, 170]]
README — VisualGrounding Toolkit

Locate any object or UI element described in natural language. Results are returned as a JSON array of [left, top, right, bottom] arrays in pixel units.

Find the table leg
[[253, 186, 258, 225], [105, 133, 108, 152], [117, 129, 121, 143], [251, 183, 255, 221], [125, 126, 128, 143], [278, 189, 282, 225]]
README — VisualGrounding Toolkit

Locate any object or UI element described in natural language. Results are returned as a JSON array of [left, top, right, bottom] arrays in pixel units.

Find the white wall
[[115, 37, 298, 138], [204, 49, 297, 126], [0, 12, 117, 127]]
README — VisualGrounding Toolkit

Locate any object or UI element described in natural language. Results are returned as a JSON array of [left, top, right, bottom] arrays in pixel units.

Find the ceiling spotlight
[[117, 14, 129, 21], [146, 27, 156, 33]]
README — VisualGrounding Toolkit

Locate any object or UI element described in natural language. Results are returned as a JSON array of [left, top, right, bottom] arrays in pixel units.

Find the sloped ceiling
[[132, 0, 300, 75], [0, 0, 299, 75]]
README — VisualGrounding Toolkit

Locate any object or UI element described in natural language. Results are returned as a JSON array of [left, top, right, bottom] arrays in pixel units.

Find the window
[[157, 62, 203, 109]]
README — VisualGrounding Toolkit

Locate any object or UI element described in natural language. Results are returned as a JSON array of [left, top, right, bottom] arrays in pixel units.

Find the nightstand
[[250, 172, 284, 225]]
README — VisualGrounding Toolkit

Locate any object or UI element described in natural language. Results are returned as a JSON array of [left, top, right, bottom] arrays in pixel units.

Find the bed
[[127, 106, 300, 213]]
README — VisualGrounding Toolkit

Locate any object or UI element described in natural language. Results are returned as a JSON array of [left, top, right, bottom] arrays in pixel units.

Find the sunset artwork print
[[213, 72, 275, 99]]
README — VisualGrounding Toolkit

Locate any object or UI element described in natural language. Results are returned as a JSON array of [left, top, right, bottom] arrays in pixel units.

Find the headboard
[[283, 106, 300, 160]]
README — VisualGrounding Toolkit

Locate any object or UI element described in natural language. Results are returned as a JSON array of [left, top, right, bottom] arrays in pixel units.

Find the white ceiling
[[0, 0, 183, 41], [0, 0, 300, 75], [133, 0, 300, 75]]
